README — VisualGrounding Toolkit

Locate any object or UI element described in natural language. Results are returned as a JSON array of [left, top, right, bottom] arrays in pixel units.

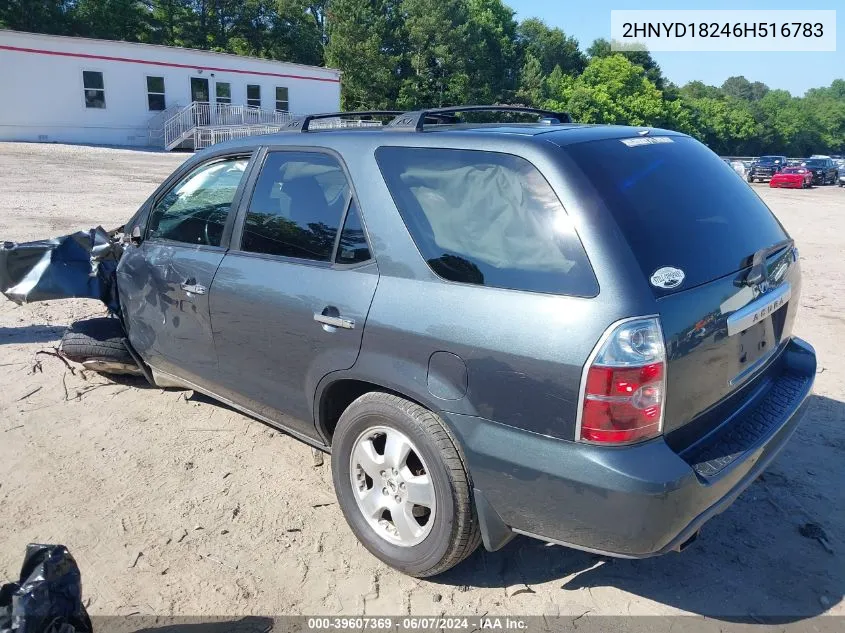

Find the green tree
[[325, 0, 404, 109], [517, 17, 585, 76], [149, 0, 196, 46], [398, 0, 473, 108], [545, 54, 665, 126], [721, 76, 753, 101], [466, 0, 519, 102], [72, 0, 153, 42], [680, 95, 759, 155], [759, 90, 817, 155], [0, 0, 71, 33], [515, 53, 543, 105], [587, 37, 665, 88]]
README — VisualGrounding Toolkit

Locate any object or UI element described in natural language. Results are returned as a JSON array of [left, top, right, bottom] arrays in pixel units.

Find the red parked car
[[770, 166, 813, 189]]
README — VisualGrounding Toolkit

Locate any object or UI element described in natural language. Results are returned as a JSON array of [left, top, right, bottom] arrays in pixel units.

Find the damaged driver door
[[117, 153, 254, 387]]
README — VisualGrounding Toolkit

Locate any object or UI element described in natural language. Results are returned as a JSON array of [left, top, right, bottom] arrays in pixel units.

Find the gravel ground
[[0, 142, 843, 621]]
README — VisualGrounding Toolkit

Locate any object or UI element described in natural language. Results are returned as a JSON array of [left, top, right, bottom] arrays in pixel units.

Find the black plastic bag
[[0, 227, 124, 313], [0, 544, 92, 633]]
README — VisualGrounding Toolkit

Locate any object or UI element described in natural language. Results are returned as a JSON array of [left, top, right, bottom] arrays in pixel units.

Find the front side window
[[216, 82, 231, 104], [275, 86, 289, 112], [247, 84, 261, 108], [241, 151, 351, 261], [376, 147, 597, 296], [83, 71, 105, 109], [148, 156, 250, 246], [146, 76, 165, 111]]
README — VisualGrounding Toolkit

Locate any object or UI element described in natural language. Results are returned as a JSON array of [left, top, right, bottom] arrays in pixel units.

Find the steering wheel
[[203, 219, 212, 246]]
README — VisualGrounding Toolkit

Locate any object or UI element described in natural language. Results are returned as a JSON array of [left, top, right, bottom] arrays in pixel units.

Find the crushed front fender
[[0, 226, 124, 312]]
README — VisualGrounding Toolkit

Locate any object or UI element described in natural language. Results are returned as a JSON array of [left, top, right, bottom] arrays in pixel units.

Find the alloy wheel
[[349, 426, 436, 547]]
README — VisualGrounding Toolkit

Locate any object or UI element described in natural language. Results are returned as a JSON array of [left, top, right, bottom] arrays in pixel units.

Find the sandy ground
[[0, 142, 843, 621]]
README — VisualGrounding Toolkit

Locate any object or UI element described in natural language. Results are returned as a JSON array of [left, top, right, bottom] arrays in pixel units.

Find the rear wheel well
[[319, 380, 431, 445]]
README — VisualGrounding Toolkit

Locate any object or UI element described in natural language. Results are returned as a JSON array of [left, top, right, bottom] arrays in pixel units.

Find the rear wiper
[[742, 239, 793, 286]]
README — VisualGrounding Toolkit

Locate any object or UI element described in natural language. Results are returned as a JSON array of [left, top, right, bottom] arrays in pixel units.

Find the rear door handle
[[180, 282, 207, 295], [314, 312, 355, 330]]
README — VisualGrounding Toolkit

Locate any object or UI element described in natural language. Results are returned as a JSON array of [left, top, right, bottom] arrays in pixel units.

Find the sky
[[507, 0, 843, 96]]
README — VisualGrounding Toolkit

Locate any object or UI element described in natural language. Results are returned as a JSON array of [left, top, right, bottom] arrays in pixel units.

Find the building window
[[247, 84, 261, 108], [146, 76, 165, 111], [83, 71, 105, 109], [275, 86, 289, 112], [216, 82, 231, 104]]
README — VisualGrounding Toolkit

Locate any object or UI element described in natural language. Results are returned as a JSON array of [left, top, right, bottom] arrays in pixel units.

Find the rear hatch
[[562, 135, 799, 440]]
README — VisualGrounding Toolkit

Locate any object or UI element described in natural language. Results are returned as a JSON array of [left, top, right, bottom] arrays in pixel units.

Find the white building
[[0, 30, 342, 149]]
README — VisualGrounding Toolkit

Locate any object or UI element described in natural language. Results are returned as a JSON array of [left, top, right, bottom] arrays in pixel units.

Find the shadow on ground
[[434, 394, 844, 622], [111, 616, 274, 633], [0, 324, 65, 345]]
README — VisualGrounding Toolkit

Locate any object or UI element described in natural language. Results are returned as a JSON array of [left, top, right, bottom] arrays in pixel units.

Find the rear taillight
[[577, 316, 666, 445]]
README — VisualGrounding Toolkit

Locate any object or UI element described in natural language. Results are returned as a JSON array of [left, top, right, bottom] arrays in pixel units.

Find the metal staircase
[[148, 102, 297, 151]]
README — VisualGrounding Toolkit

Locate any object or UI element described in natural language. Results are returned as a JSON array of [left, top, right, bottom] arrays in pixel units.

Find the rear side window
[[336, 200, 371, 264], [562, 136, 788, 292], [241, 151, 351, 261], [376, 147, 598, 296]]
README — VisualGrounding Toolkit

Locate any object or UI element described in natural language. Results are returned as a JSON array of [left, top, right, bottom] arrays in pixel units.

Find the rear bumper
[[445, 337, 815, 557]]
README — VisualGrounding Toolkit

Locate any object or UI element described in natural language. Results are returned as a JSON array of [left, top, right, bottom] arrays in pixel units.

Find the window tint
[[247, 84, 261, 107], [336, 201, 371, 264], [275, 86, 289, 112], [83, 71, 105, 108], [146, 76, 165, 111], [562, 136, 788, 291], [376, 147, 598, 296], [241, 151, 350, 261], [148, 156, 249, 246]]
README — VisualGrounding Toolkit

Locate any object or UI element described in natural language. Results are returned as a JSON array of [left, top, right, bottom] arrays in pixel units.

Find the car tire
[[331, 392, 481, 577], [61, 317, 134, 366]]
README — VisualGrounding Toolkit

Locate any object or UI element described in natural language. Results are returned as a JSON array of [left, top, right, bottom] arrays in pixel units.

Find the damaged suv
[[1, 106, 816, 577]]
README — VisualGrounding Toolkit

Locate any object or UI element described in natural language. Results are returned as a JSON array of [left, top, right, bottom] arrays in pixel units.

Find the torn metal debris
[[0, 226, 124, 312]]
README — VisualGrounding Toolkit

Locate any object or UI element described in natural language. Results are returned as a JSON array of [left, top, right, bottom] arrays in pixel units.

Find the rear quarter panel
[[317, 133, 657, 440]]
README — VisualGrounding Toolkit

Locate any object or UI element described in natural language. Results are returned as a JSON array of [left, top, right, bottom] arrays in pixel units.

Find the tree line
[[3, 0, 845, 156]]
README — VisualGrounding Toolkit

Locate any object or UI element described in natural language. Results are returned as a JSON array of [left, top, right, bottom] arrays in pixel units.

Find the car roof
[[202, 122, 688, 155]]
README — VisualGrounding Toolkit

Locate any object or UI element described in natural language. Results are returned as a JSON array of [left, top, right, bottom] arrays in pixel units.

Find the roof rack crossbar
[[288, 110, 405, 132], [387, 105, 572, 131]]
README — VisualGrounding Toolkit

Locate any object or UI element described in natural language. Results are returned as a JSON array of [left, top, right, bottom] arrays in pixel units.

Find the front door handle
[[314, 312, 355, 330], [180, 281, 207, 295]]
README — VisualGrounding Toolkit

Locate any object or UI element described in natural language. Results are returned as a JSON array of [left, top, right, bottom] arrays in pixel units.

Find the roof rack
[[287, 111, 404, 132], [386, 105, 572, 132]]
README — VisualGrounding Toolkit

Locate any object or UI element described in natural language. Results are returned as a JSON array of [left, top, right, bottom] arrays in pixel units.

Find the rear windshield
[[562, 136, 788, 291], [376, 147, 598, 296]]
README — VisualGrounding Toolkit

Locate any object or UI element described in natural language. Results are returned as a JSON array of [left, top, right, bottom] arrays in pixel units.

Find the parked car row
[[737, 154, 845, 188]]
